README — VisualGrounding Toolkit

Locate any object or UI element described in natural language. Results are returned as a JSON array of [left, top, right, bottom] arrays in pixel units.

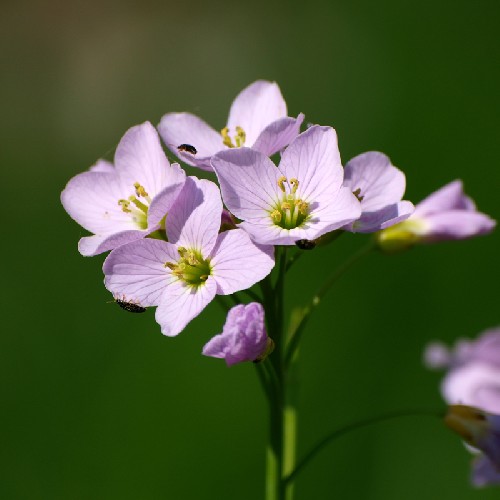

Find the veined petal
[[212, 148, 282, 220], [114, 121, 172, 196], [61, 171, 137, 234], [166, 177, 222, 255], [147, 163, 186, 228], [103, 239, 178, 306], [279, 126, 344, 203], [227, 80, 287, 146], [252, 114, 305, 156], [344, 152, 407, 211], [472, 456, 500, 487], [157, 112, 223, 171], [89, 159, 114, 173], [210, 229, 275, 294], [155, 278, 217, 336], [346, 200, 414, 233], [414, 180, 475, 217], [422, 211, 495, 241], [78, 229, 149, 257]]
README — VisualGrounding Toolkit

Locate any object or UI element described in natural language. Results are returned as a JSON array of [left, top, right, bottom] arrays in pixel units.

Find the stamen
[[118, 199, 131, 213], [352, 188, 364, 202], [164, 262, 176, 270], [290, 178, 299, 193], [235, 126, 246, 147], [277, 176, 287, 192], [128, 196, 148, 213], [271, 210, 282, 223], [134, 182, 149, 198], [221, 127, 234, 148]]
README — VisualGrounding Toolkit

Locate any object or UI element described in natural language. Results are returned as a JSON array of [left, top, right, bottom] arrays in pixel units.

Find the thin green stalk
[[284, 408, 444, 485], [284, 241, 375, 368]]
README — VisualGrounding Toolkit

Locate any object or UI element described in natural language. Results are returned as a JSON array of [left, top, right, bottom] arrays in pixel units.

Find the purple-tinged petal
[[103, 239, 178, 306], [166, 177, 222, 256], [114, 121, 173, 196], [89, 159, 114, 173], [157, 112, 223, 171], [471, 456, 500, 487], [413, 180, 475, 217], [146, 163, 186, 228], [279, 126, 344, 203], [421, 211, 495, 242], [344, 152, 407, 212], [442, 364, 500, 414], [227, 80, 287, 146], [203, 303, 269, 366], [78, 229, 149, 257], [347, 200, 414, 233], [210, 229, 275, 294], [423, 341, 452, 369], [61, 171, 136, 234], [252, 114, 305, 156], [155, 278, 217, 336], [212, 148, 282, 219]]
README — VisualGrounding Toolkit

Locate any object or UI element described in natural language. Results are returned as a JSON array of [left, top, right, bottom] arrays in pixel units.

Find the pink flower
[[203, 303, 273, 366], [103, 177, 275, 336], [157, 80, 304, 171], [211, 126, 361, 245], [426, 328, 500, 487], [342, 151, 414, 233], [61, 122, 186, 256], [377, 180, 495, 252]]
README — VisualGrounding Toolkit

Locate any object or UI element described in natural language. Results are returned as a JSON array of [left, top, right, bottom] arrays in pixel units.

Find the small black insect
[[295, 239, 316, 250], [177, 144, 197, 155], [115, 299, 146, 313]]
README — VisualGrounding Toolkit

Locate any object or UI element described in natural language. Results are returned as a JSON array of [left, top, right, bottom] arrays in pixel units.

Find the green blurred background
[[2, 0, 499, 498]]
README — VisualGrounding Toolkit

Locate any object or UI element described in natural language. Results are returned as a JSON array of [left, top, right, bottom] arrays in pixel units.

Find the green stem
[[284, 408, 444, 485], [284, 241, 375, 368]]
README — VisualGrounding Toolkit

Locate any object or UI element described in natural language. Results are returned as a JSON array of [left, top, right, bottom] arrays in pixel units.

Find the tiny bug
[[114, 296, 146, 313], [177, 144, 197, 155], [295, 239, 316, 250]]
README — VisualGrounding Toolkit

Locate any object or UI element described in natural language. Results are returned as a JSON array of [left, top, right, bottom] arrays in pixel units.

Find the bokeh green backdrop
[[2, 0, 499, 498]]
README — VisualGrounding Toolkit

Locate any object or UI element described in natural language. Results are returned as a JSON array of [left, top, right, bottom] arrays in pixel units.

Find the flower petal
[[344, 152, 407, 211], [166, 177, 222, 256], [226, 80, 287, 146], [252, 114, 305, 156], [61, 171, 137, 234], [147, 162, 186, 228], [472, 456, 500, 487], [279, 126, 344, 203], [210, 229, 275, 294], [78, 229, 148, 257], [347, 200, 414, 233], [89, 159, 114, 173], [212, 148, 282, 220], [413, 180, 475, 217], [103, 239, 178, 306], [155, 278, 217, 336], [422, 211, 495, 241], [157, 112, 223, 171], [114, 121, 173, 196]]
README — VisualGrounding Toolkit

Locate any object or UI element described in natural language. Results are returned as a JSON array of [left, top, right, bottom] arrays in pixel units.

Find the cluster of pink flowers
[[61, 80, 495, 365]]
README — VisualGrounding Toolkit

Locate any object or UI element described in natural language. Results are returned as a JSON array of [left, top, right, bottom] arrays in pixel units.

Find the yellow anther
[[185, 251, 199, 266], [271, 210, 282, 222], [277, 176, 287, 192], [290, 178, 299, 193], [134, 182, 149, 198], [298, 201, 309, 215], [235, 126, 246, 147], [118, 199, 131, 213], [178, 247, 187, 257], [281, 202, 291, 211], [164, 262, 176, 270], [199, 275, 208, 282], [221, 127, 234, 148]]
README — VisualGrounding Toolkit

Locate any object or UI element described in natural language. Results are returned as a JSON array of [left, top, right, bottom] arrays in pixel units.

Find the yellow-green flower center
[[221, 126, 246, 148], [118, 182, 151, 229], [269, 176, 310, 230], [164, 247, 212, 287]]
